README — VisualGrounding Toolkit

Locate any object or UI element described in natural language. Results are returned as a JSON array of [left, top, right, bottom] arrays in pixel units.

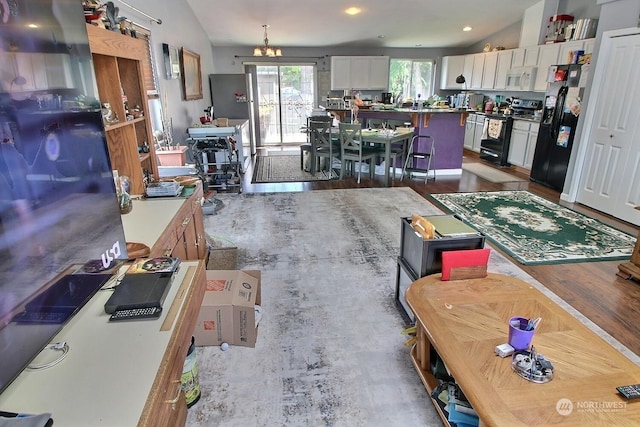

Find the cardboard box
[[194, 270, 261, 347]]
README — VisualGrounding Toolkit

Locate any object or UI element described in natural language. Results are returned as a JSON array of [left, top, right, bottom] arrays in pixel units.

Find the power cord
[[27, 342, 69, 370]]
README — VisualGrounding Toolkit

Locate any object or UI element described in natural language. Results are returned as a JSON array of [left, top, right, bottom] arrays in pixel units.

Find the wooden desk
[[361, 128, 414, 186], [406, 273, 640, 426], [0, 261, 207, 426]]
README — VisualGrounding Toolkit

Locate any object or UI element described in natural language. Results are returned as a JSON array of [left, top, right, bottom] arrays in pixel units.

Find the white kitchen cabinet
[[534, 44, 560, 91], [440, 55, 466, 90], [494, 50, 513, 90], [511, 48, 525, 67], [470, 53, 485, 89], [331, 57, 352, 90], [473, 114, 485, 152], [462, 54, 474, 88], [481, 51, 498, 89], [524, 122, 539, 169], [524, 45, 539, 66], [508, 119, 540, 168], [330, 56, 389, 90], [508, 121, 530, 167], [464, 113, 477, 150], [368, 56, 391, 89]]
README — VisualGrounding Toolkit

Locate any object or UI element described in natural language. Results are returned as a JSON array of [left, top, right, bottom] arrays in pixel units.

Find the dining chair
[[309, 120, 339, 177], [366, 120, 411, 182], [338, 123, 378, 183], [300, 115, 332, 172]]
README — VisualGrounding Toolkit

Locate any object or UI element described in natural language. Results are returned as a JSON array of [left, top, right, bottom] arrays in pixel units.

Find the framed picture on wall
[[162, 43, 180, 79], [180, 48, 202, 100]]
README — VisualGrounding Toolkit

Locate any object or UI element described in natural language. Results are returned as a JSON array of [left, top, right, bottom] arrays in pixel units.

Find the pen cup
[[508, 316, 536, 351]]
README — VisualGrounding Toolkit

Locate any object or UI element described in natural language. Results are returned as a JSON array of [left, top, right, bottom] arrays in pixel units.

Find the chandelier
[[253, 24, 282, 57]]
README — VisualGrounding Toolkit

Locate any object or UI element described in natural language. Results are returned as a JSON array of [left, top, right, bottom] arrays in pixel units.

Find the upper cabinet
[[494, 50, 513, 90], [439, 55, 465, 90], [330, 56, 390, 90], [481, 51, 498, 90], [440, 38, 595, 93], [533, 44, 561, 91]]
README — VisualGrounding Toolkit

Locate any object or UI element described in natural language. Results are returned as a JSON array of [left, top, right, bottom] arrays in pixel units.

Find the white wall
[[116, 0, 215, 144]]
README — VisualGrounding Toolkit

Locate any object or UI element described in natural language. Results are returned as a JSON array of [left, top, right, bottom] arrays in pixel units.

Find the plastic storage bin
[[399, 215, 485, 278]]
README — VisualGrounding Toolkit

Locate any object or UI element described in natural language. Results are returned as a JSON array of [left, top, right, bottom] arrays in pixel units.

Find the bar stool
[[401, 135, 436, 183]]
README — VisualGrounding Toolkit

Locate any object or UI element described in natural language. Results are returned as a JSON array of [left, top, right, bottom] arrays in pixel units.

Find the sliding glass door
[[256, 64, 315, 146]]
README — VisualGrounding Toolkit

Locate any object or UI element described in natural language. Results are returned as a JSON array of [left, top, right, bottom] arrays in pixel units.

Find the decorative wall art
[[162, 43, 180, 79], [180, 48, 202, 100]]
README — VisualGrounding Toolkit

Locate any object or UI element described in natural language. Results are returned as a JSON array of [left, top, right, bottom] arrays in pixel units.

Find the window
[[388, 59, 435, 102]]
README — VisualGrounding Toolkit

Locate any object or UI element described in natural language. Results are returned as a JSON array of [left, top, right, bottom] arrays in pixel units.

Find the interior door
[[576, 31, 640, 225]]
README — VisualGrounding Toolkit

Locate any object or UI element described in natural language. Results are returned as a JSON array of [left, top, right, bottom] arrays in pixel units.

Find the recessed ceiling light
[[27, 23, 39, 29], [463, 26, 472, 32], [378, 35, 385, 39], [345, 7, 361, 15]]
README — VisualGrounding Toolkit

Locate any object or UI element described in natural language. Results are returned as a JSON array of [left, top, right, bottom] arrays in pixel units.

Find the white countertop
[[0, 261, 199, 425], [121, 197, 186, 247]]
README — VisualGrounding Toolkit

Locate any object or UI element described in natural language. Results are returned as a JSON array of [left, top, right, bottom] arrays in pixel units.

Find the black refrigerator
[[530, 64, 583, 191]]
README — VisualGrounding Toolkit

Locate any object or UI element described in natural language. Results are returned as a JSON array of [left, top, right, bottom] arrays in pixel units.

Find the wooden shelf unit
[[86, 24, 158, 195]]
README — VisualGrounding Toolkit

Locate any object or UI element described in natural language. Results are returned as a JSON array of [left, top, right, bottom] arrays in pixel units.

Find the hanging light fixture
[[253, 24, 282, 57]]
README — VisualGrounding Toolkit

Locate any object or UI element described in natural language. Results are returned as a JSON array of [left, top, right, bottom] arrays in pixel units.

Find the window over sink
[[389, 59, 435, 104]]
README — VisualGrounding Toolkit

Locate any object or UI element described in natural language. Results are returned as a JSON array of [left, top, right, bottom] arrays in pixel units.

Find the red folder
[[441, 248, 490, 281]]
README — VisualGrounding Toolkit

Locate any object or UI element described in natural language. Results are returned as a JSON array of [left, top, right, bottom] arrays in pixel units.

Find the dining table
[[360, 127, 415, 186], [306, 125, 415, 186]]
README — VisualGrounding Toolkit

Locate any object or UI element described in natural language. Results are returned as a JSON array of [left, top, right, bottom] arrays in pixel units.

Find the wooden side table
[[617, 231, 640, 281]]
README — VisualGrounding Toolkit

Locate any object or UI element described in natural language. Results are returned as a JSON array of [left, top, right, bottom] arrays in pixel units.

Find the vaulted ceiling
[[186, 0, 541, 49]]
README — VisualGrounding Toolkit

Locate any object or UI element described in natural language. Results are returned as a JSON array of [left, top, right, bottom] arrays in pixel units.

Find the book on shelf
[[426, 215, 479, 237]]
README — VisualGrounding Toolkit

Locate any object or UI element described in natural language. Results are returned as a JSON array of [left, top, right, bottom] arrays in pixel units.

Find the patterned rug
[[252, 155, 335, 183], [430, 190, 636, 265], [188, 188, 639, 426]]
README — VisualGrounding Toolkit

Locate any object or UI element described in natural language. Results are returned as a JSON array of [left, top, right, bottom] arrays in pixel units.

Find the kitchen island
[[330, 108, 470, 174]]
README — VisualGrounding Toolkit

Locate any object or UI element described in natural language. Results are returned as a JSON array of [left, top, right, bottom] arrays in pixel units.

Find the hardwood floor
[[234, 148, 640, 357]]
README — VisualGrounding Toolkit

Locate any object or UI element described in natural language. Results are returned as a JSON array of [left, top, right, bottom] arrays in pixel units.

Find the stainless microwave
[[505, 66, 537, 91]]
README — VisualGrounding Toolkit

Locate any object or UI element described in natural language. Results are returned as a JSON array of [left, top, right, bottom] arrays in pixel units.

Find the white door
[[576, 31, 640, 225]]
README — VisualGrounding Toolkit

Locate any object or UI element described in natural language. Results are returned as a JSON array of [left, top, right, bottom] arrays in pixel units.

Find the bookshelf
[[86, 24, 158, 195]]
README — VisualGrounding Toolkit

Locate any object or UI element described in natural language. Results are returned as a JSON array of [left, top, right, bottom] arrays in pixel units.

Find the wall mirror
[[162, 43, 180, 80], [180, 48, 202, 100]]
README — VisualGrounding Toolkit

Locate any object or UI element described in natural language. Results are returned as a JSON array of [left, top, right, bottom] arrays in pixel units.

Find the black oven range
[[479, 98, 542, 167]]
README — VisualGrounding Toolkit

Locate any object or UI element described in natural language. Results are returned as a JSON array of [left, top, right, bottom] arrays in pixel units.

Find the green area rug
[[430, 190, 636, 265], [252, 155, 335, 183]]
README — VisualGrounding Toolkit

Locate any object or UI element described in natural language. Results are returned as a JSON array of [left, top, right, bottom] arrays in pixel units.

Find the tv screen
[[0, 0, 128, 394]]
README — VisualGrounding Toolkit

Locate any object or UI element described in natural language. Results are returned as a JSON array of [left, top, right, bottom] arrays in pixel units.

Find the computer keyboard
[[109, 306, 162, 321]]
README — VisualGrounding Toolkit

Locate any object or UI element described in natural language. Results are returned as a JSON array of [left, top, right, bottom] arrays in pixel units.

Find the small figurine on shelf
[[102, 103, 119, 125], [104, 1, 127, 32]]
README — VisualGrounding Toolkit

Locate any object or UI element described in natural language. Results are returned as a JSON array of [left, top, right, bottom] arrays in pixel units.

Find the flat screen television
[[0, 0, 128, 394]]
